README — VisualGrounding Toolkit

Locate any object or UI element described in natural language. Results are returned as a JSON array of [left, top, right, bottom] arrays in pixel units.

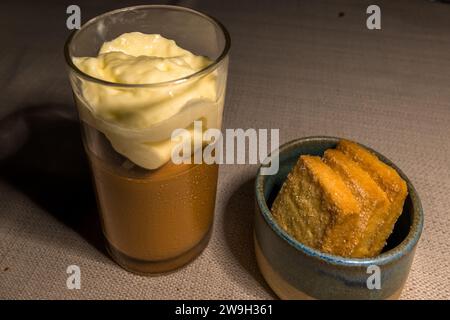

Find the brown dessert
[[271, 140, 408, 258], [271, 155, 362, 257], [323, 149, 390, 257], [337, 140, 408, 255], [88, 150, 218, 273]]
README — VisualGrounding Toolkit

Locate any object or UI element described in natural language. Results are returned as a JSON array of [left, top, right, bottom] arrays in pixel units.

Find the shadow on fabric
[[0, 104, 106, 255], [223, 177, 277, 298]]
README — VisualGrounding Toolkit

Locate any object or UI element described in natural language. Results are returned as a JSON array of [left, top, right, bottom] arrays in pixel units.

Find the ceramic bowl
[[254, 136, 423, 299]]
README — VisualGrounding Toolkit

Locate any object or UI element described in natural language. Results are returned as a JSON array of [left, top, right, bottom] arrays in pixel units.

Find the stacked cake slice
[[271, 140, 408, 258]]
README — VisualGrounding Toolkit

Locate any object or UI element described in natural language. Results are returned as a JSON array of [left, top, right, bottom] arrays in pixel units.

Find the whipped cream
[[72, 32, 222, 169]]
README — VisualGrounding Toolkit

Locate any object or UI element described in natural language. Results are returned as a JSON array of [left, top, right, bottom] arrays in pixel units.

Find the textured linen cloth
[[0, 0, 449, 299]]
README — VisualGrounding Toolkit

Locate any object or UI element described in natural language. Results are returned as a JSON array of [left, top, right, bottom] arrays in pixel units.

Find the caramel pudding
[[89, 150, 218, 273], [71, 32, 225, 273]]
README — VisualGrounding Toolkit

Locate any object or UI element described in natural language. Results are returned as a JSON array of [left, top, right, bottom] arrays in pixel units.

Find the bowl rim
[[255, 136, 424, 267]]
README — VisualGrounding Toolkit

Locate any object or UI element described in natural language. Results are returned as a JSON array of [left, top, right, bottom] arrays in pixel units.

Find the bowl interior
[[261, 137, 418, 256]]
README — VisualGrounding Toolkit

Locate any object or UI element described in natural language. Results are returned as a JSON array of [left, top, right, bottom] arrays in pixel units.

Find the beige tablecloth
[[0, 0, 449, 299]]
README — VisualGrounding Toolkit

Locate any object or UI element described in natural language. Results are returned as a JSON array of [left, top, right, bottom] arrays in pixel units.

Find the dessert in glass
[[64, 5, 230, 274]]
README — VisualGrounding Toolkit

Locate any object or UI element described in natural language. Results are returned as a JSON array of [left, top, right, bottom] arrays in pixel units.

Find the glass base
[[105, 227, 213, 275]]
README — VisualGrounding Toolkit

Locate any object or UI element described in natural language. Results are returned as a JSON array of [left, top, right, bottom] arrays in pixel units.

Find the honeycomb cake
[[323, 149, 390, 257], [271, 140, 408, 258], [271, 155, 362, 257], [337, 140, 408, 255]]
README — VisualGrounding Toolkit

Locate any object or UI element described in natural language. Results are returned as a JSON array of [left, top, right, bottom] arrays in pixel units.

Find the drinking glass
[[65, 5, 230, 274]]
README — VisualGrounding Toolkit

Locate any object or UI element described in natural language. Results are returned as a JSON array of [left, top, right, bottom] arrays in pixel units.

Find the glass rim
[[64, 5, 231, 88]]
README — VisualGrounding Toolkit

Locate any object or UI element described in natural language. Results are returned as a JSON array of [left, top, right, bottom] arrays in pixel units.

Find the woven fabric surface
[[0, 0, 449, 299]]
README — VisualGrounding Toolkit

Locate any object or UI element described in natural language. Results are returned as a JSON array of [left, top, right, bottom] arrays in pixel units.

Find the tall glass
[[64, 5, 230, 274]]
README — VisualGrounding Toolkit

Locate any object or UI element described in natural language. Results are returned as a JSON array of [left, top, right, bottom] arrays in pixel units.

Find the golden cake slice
[[323, 149, 390, 257], [337, 140, 408, 254], [271, 155, 361, 257]]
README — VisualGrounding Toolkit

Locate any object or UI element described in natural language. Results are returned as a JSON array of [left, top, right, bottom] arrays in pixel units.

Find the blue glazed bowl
[[254, 136, 423, 300]]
